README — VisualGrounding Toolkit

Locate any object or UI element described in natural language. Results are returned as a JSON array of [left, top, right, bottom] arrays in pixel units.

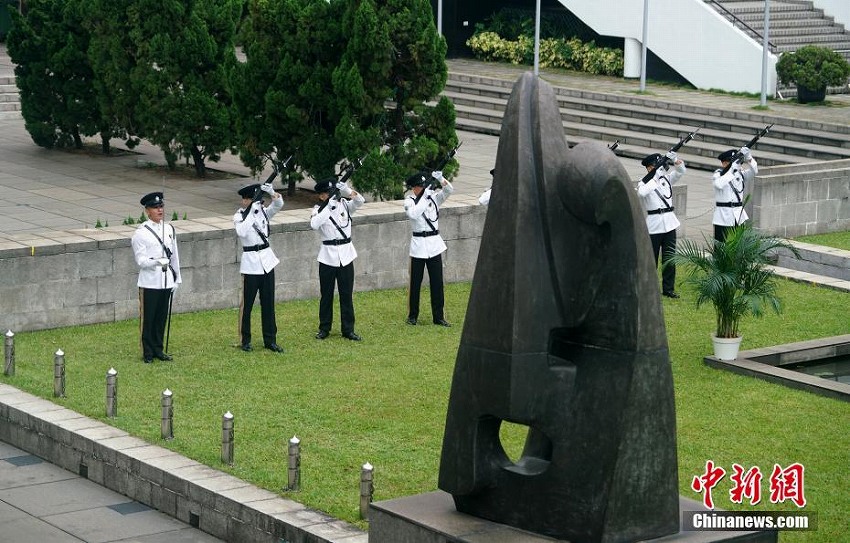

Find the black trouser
[[139, 287, 171, 359], [714, 224, 732, 243], [318, 261, 355, 334], [240, 270, 277, 346], [650, 229, 677, 295], [408, 254, 445, 322]]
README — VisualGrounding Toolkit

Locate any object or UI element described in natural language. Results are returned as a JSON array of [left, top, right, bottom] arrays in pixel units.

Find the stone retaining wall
[[0, 201, 487, 333], [753, 159, 850, 237]]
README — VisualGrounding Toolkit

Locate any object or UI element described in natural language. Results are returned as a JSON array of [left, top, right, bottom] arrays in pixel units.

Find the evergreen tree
[[7, 0, 117, 151], [336, 0, 457, 200], [131, 0, 242, 177], [82, 0, 146, 151]]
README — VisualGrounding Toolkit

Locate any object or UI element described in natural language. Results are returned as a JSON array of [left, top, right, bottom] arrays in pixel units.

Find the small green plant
[[776, 45, 850, 102], [183, 212, 188, 220], [123, 215, 136, 226], [172, 211, 178, 221], [139, 213, 146, 223], [104, 220, 109, 227], [668, 223, 799, 338], [95, 218, 103, 228]]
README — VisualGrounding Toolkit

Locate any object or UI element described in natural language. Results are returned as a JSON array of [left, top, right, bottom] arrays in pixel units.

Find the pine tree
[[7, 0, 117, 150]]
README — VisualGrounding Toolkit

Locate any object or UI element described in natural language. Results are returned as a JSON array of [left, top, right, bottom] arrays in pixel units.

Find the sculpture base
[[369, 491, 777, 543]]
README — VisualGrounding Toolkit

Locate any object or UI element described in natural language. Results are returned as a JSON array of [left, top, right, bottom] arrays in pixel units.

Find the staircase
[[0, 44, 21, 120], [705, 0, 850, 95], [443, 71, 850, 171]]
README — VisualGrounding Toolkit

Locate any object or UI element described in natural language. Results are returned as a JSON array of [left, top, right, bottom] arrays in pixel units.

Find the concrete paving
[[0, 440, 223, 543], [2, 44, 849, 541]]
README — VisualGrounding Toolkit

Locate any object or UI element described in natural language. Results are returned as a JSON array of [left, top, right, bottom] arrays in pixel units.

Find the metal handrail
[[704, 0, 779, 53]]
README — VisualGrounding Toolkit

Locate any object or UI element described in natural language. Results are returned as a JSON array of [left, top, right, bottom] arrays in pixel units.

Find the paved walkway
[[0, 440, 223, 543]]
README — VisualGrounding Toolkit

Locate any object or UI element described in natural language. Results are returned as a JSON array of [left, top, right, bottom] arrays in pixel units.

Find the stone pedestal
[[369, 491, 777, 543]]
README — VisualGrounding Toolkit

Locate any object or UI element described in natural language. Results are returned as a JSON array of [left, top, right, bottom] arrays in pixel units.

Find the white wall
[[812, 0, 850, 31], [559, 0, 777, 95]]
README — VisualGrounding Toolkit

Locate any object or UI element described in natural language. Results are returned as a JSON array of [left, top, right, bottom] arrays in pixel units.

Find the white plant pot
[[712, 335, 743, 361]]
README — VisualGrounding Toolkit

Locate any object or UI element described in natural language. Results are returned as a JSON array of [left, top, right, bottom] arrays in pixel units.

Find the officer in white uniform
[[713, 147, 757, 242], [310, 178, 366, 340], [131, 192, 182, 363], [234, 182, 284, 353], [404, 169, 454, 326], [637, 151, 686, 298]]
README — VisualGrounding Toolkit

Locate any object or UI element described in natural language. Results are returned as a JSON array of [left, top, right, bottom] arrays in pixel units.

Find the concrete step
[[771, 33, 850, 45], [444, 89, 850, 156], [0, 111, 22, 120], [0, 102, 20, 112]]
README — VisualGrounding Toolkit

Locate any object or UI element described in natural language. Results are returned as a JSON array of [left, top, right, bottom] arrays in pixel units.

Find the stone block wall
[[753, 159, 850, 237], [0, 201, 487, 333]]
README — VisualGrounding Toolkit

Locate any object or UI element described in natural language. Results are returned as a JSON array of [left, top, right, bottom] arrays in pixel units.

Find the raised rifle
[[427, 141, 463, 189], [240, 152, 295, 220], [718, 124, 773, 176], [640, 128, 700, 184], [317, 154, 368, 213]]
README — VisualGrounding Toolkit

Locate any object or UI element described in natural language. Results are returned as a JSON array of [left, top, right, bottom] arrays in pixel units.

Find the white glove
[[260, 182, 275, 195], [665, 151, 678, 162], [172, 283, 179, 292], [157, 257, 170, 267], [336, 182, 353, 197], [431, 170, 444, 182], [739, 146, 752, 161]]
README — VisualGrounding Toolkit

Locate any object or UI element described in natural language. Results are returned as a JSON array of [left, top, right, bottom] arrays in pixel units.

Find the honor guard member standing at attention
[[234, 182, 285, 353], [404, 169, 454, 327], [310, 179, 366, 341], [637, 151, 686, 299], [713, 147, 757, 242], [131, 192, 182, 363]]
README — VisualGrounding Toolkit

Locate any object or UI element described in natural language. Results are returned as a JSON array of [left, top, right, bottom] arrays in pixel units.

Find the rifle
[[427, 141, 463, 189], [240, 152, 295, 220], [718, 124, 773, 176], [641, 128, 700, 183], [317, 154, 368, 213]]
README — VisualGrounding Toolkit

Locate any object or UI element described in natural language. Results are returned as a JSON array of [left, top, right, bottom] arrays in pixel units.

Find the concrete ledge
[[0, 383, 368, 543]]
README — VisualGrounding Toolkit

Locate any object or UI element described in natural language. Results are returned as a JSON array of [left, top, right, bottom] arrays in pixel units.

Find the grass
[[796, 230, 850, 251], [3, 280, 849, 541]]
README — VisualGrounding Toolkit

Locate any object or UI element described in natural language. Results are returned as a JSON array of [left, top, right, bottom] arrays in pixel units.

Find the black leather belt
[[413, 230, 439, 237], [717, 202, 743, 208], [242, 243, 269, 252], [323, 238, 352, 246], [647, 207, 674, 216]]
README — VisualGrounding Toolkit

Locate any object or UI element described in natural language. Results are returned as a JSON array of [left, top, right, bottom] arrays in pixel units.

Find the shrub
[[776, 45, 850, 91]]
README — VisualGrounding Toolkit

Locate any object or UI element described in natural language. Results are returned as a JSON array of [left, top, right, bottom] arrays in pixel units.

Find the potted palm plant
[[668, 223, 799, 360], [775, 45, 850, 103]]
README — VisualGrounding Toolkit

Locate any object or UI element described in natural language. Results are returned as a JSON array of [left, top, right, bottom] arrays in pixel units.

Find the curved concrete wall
[[558, 0, 777, 95]]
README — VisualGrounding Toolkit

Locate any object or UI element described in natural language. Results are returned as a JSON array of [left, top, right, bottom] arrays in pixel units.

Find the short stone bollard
[[4, 330, 14, 377], [53, 349, 65, 397], [221, 411, 234, 465], [360, 462, 374, 520], [287, 436, 301, 491], [105, 368, 118, 418], [161, 389, 173, 440]]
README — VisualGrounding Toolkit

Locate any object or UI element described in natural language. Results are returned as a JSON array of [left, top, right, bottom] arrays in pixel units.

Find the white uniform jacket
[[233, 196, 283, 275], [405, 182, 454, 259], [636, 161, 685, 235], [712, 158, 757, 226], [310, 193, 365, 267], [132, 220, 182, 289]]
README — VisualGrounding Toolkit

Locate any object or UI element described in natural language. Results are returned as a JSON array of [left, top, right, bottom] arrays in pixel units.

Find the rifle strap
[[144, 224, 177, 281], [423, 196, 439, 232]]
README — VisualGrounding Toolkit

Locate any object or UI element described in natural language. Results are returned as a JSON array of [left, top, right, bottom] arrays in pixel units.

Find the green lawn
[[796, 231, 850, 251], [4, 280, 848, 542]]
